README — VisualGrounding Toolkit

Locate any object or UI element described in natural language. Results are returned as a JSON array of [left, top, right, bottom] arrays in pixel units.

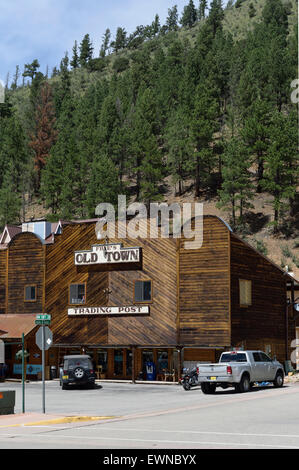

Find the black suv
[[60, 355, 96, 389]]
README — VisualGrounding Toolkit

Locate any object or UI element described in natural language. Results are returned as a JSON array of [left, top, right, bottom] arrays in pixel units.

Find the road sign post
[[35, 315, 52, 414], [42, 326, 45, 413]]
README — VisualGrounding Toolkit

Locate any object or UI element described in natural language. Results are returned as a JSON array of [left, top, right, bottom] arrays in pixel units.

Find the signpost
[[35, 315, 52, 414]]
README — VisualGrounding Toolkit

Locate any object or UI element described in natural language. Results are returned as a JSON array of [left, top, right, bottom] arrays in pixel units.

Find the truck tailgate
[[197, 364, 229, 378]]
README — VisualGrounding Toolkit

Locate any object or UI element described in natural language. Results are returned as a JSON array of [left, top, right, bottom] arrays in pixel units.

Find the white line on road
[[1, 432, 297, 449], [88, 426, 299, 440]]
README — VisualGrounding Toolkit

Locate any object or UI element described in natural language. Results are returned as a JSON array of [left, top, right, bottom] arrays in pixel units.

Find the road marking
[[2, 432, 297, 449], [78, 385, 299, 425], [99, 427, 299, 440]]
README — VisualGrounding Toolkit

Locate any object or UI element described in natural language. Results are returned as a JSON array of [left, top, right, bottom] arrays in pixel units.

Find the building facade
[[0, 216, 297, 381]]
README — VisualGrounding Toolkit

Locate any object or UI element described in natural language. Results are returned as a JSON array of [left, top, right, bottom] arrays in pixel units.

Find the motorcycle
[[180, 366, 199, 390]]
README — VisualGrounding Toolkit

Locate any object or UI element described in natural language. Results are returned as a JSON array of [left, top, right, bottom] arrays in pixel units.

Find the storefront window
[[114, 349, 123, 376], [157, 350, 168, 372], [126, 350, 132, 376], [142, 350, 153, 373], [97, 349, 108, 372]]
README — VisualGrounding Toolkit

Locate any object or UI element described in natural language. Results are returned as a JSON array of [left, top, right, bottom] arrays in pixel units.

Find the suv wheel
[[74, 367, 85, 379]]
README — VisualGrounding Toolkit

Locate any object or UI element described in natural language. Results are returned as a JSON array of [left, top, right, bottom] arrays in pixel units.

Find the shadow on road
[[180, 385, 289, 395], [61, 383, 103, 391]]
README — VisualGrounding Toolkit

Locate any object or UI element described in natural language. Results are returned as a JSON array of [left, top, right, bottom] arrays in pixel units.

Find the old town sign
[[75, 243, 141, 266]]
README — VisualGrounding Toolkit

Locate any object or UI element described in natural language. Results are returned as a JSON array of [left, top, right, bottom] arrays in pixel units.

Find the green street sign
[[35, 320, 51, 326], [36, 314, 51, 321]]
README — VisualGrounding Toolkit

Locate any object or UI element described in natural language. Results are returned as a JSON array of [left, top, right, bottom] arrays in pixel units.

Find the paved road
[[0, 381, 298, 449]]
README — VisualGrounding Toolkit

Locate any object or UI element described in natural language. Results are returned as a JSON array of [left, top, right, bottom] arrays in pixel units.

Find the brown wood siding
[[183, 348, 216, 362], [179, 217, 231, 347], [0, 249, 6, 314], [45, 224, 108, 345], [7, 233, 44, 314], [107, 231, 178, 346], [230, 233, 293, 363]]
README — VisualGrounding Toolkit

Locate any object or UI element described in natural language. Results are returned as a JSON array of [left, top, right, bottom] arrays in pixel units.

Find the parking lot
[[0, 380, 299, 449]]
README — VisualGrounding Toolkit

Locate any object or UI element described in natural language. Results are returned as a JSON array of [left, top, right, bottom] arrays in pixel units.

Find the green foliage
[[0, 0, 297, 230], [281, 244, 291, 259], [255, 239, 268, 256], [217, 137, 254, 228], [112, 57, 130, 73]]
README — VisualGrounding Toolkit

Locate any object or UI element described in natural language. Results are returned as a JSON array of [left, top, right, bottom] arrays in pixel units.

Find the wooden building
[[0, 216, 297, 381]]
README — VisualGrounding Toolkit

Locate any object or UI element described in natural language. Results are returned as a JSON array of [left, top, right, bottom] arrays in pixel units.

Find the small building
[[0, 216, 297, 381]]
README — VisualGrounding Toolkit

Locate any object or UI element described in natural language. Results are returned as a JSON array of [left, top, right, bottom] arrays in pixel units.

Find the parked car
[[197, 350, 284, 394], [60, 355, 96, 389]]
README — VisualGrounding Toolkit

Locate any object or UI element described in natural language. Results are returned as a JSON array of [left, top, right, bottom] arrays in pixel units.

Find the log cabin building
[[0, 216, 297, 381]]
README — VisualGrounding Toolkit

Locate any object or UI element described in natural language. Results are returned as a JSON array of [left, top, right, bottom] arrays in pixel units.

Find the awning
[[0, 314, 37, 339]]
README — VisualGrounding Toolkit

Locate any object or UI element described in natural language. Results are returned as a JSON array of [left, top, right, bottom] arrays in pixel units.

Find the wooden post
[[178, 347, 183, 381], [131, 346, 136, 384]]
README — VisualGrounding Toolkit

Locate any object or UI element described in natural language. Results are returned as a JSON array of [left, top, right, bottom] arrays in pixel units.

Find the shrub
[[112, 57, 130, 73]]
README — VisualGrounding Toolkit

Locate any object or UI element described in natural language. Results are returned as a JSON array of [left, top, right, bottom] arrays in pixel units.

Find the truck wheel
[[201, 383, 216, 394], [237, 374, 250, 393], [273, 371, 284, 388]]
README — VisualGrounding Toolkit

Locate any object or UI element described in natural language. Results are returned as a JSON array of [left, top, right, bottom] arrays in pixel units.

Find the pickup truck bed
[[197, 350, 284, 394]]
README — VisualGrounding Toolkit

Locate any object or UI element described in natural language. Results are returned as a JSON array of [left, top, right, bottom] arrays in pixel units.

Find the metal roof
[[0, 314, 37, 339]]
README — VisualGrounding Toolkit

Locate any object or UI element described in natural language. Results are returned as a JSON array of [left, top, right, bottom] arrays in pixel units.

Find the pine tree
[[198, 0, 207, 20], [241, 100, 272, 192], [165, 106, 192, 196], [180, 0, 197, 28], [86, 153, 120, 217], [190, 82, 219, 197], [112, 27, 127, 53], [261, 110, 298, 230], [208, 0, 224, 36], [41, 95, 76, 215], [131, 87, 163, 204], [217, 138, 254, 228], [151, 14, 161, 36], [100, 29, 111, 58], [79, 34, 93, 67], [23, 60, 40, 81], [165, 5, 179, 32], [70, 41, 79, 69], [0, 161, 21, 227]]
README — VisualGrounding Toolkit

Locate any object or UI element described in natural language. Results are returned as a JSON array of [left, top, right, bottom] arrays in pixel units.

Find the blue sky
[[0, 0, 220, 86]]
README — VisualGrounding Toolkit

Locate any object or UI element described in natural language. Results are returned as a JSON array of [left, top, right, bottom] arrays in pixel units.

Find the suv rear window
[[220, 353, 247, 363], [64, 358, 92, 369]]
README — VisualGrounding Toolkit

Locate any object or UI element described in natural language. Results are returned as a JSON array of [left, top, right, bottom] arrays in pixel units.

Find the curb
[[0, 415, 117, 428]]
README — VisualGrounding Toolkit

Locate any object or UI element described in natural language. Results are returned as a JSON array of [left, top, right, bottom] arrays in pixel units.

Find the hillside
[[0, 0, 298, 280]]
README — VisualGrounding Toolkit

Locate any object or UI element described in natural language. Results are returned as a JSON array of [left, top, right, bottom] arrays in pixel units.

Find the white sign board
[[74, 243, 141, 266], [68, 306, 149, 316]]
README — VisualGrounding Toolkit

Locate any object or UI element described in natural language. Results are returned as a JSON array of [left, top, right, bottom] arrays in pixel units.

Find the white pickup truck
[[197, 350, 285, 394]]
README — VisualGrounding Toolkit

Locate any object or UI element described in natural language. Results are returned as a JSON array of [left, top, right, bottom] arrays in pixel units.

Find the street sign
[[35, 320, 51, 326], [35, 314, 51, 326], [35, 326, 53, 351]]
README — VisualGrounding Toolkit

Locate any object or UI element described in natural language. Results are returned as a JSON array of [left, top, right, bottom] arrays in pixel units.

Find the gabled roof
[[0, 224, 22, 244]]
